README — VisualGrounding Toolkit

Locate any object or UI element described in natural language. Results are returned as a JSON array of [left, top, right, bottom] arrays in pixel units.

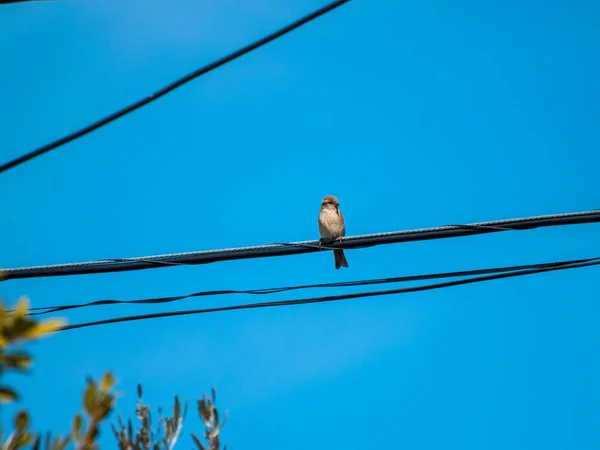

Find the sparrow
[[318, 195, 349, 269]]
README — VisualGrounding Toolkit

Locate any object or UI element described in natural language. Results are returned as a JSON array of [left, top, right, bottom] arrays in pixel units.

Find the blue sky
[[1, 0, 600, 448]]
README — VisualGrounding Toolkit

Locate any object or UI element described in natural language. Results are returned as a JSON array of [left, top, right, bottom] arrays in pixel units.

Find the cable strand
[[26, 256, 600, 316], [0, 0, 350, 174], [3, 209, 600, 281], [58, 258, 600, 332]]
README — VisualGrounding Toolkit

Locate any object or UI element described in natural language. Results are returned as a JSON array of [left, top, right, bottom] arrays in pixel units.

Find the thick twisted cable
[[3, 209, 600, 280]]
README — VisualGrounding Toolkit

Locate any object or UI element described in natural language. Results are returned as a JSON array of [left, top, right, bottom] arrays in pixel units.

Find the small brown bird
[[318, 195, 349, 269]]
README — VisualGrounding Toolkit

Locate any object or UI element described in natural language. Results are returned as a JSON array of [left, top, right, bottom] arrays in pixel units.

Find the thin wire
[[27, 256, 600, 316], [59, 258, 600, 332], [0, 0, 55, 4], [0, 0, 350, 174], [3, 209, 600, 281]]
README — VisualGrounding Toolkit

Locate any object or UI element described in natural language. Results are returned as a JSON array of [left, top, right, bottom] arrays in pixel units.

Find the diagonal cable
[[0, 0, 350, 174], [58, 258, 600, 332], [26, 256, 600, 316]]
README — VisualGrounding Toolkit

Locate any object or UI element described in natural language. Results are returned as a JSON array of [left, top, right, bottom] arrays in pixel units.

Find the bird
[[318, 195, 349, 269]]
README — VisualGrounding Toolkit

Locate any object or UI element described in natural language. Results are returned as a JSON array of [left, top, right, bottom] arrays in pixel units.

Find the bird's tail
[[334, 249, 349, 269]]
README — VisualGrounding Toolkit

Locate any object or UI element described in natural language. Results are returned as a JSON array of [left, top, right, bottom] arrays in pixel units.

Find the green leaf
[[198, 399, 210, 422], [100, 372, 114, 393], [191, 433, 205, 450], [165, 419, 173, 438], [18, 432, 33, 446], [0, 386, 18, 403], [10, 318, 36, 340], [72, 414, 83, 439], [15, 410, 29, 431], [83, 380, 97, 416], [14, 296, 29, 319], [211, 387, 216, 404], [173, 396, 181, 421], [24, 318, 65, 339], [95, 393, 114, 420], [4, 352, 32, 370], [137, 384, 143, 399]]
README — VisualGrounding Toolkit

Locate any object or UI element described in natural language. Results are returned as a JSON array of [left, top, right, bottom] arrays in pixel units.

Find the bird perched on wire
[[318, 195, 349, 269]]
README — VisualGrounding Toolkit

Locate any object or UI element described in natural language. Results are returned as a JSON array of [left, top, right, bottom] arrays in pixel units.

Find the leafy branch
[[0, 296, 229, 449]]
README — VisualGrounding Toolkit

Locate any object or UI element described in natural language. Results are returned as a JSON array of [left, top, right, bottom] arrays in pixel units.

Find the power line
[[0, 0, 55, 4], [58, 258, 600, 332], [3, 209, 600, 281], [0, 0, 350, 175], [27, 256, 600, 316]]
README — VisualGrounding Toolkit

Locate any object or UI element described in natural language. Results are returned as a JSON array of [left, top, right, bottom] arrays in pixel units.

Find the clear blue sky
[[1, 0, 600, 448]]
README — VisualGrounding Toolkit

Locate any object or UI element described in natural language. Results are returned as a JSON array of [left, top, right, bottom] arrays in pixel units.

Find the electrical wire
[[27, 256, 600, 316], [58, 258, 600, 332], [0, 0, 350, 174], [3, 209, 600, 281], [0, 0, 54, 4]]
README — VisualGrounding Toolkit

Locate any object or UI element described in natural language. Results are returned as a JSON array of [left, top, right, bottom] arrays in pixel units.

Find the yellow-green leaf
[[14, 296, 29, 319], [16, 432, 32, 447], [10, 318, 36, 339], [198, 399, 210, 422], [174, 396, 181, 421], [213, 408, 219, 427], [96, 394, 114, 419], [100, 372, 114, 393], [83, 381, 97, 416], [72, 414, 83, 439], [4, 352, 32, 370], [0, 386, 18, 403], [15, 410, 29, 431], [24, 318, 66, 339]]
